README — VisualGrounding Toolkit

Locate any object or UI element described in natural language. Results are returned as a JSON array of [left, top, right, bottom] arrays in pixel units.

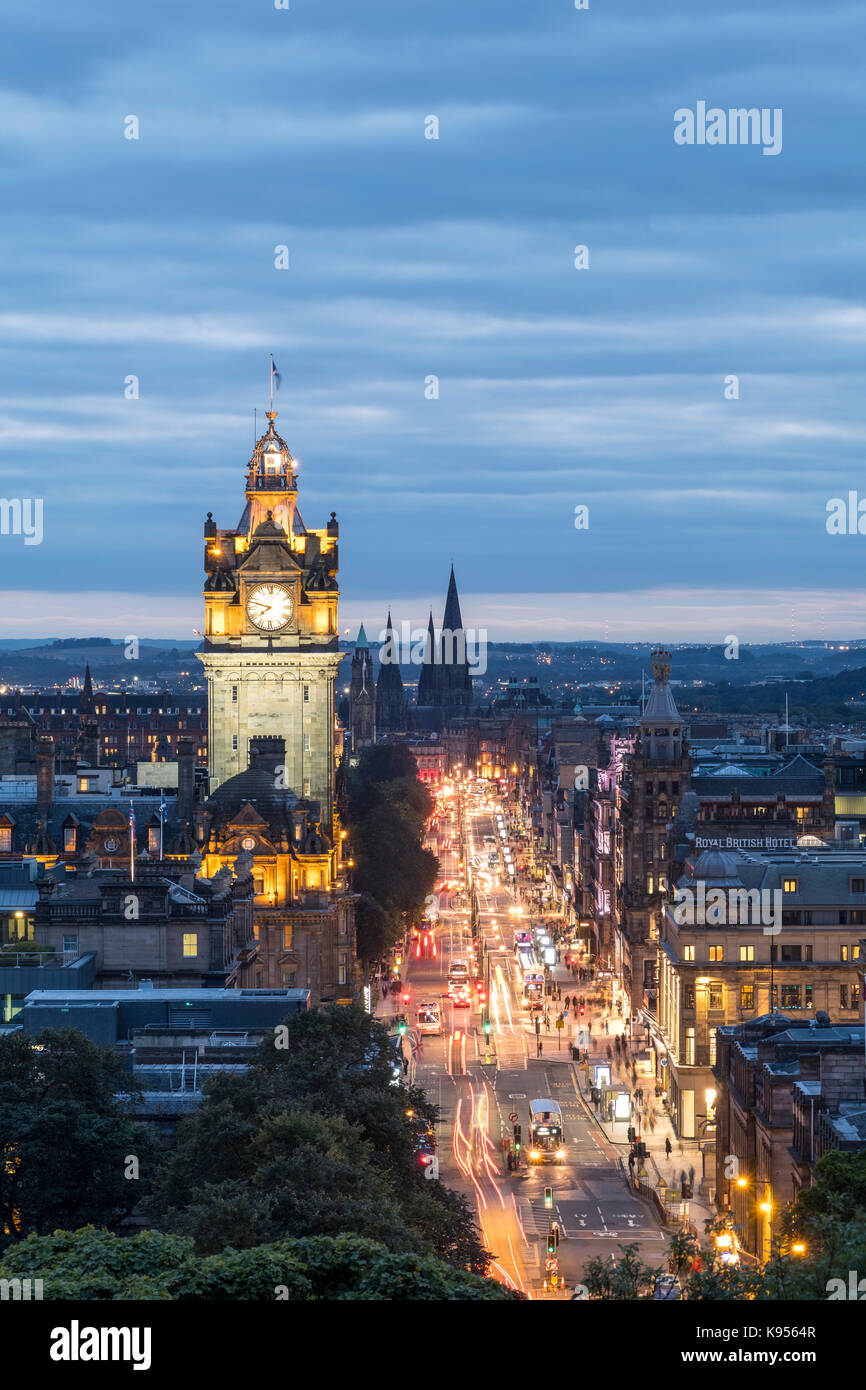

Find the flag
[[270, 355, 281, 391], [159, 791, 168, 823], [128, 800, 136, 832]]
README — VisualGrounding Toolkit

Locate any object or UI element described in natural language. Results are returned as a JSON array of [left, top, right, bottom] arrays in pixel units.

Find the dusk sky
[[1, 0, 865, 642]]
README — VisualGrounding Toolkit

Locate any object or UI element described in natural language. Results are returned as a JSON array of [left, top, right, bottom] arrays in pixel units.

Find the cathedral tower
[[349, 624, 375, 750], [197, 408, 343, 828], [376, 610, 406, 733]]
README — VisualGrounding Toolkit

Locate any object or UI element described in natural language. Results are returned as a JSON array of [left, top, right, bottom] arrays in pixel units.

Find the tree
[[0, 1030, 157, 1249], [148, 1008, 488, 1274], [0, 1227, 516, 1301]]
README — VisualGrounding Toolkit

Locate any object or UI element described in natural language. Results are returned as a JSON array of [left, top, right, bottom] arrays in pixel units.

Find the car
[[449, 984, 471, 1007], [448, 960, 469, 982]]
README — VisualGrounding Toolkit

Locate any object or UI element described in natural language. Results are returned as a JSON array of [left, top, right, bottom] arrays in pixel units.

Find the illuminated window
[[740, 984, 755, 1010], [0, 826, 11, 852], [739, 944, 755, 962], [783, 878, 798, 894], [709, 1027, 718, 1064], [63, 827, 77, 852], [709, 945, 723, 963], [683, 944, 695, 962], [283, 926, 292, 950], [182, 933, 198, 957], [684, 1028, 695, 1065], [708, 985, 723, 1010]]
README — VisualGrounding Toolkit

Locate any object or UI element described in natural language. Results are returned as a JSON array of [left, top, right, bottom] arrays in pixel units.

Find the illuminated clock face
[[246, 583, 293, 631], [241, 836, 256, 851]]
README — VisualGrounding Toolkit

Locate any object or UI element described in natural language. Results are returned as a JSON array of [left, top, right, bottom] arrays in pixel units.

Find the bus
[[415, 1001, 442, 1036], [528, 1099, 565, 1163], [515, 945, 545, 1010]]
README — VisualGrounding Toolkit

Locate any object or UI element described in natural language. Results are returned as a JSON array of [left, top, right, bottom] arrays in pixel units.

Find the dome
[[205, 747, 299, 823], [692, 849, 742, 884]]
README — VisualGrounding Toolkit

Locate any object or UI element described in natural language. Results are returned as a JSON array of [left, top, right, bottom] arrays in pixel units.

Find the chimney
[[177, 737, 195, 823], [36, 735, 55, 818]]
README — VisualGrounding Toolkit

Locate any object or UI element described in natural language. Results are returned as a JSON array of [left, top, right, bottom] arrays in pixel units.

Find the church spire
[[443, 564, 463, 632]]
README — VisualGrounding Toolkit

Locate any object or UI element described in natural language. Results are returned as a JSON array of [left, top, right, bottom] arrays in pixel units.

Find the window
[[63, 826, 76, 852], [708, 985, 724, 1010], [739, 944, 755, 962], [62, 935, 78, 955], [303, 779, 310, 797], [684, 1028, 695, 1065], [841, 945, 850, 962], [782, 911, 802, 925], [647, 876, 654, 894], [781, 945, 802, 962], [854, 984, 862, 1010], [182, 933, 198, 958], [303, 733, 310, 753], [841, 983, 849, 1009], [147, 826, 159, 853], [780, 983, 801, 1009], [805, 984, 814, 1009], [684, 987, 695, 1009], [231, 686, 238, 704], [0, 826, 12, 852], [709, 1027, 718, 1065], [283, 926, 292, 950], [708, 945, 723, 963], [783, 878, 798, 894], [303, 684, 310, 703], [253, 876, 264, 896], [683, 944, 695, 962], [740, 984, 755, 1010], [852, 878, 865, 894], [232, 734, 238, 751]]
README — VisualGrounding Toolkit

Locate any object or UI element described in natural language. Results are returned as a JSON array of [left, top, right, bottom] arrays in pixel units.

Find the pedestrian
[[689, 1164, 695, 1188], [603, 1019, 609, 1036], [680, 1169, 687, 1190], [648, 1112, 656, 1133], [537, 1037, 543, 1058], [605, 1044, 612, 1063], [665, 1137, 672, 1159]]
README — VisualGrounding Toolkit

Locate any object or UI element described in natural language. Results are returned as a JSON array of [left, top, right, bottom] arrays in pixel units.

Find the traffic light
[[546, 1228, 559, 1255], [397, 1019, 407, 1037], [483, 1014, 492, 1037], [513, 1123, 521, 1149], [544, 1186, 553, 1210], [579, 1003, 585, 1016]]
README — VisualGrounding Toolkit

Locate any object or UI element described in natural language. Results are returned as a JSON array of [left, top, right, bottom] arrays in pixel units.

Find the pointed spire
[[355, 624, 369, 649], [443, 564, 463, 632]]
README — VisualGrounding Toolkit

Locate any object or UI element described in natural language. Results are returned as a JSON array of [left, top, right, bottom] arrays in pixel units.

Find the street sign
[[508, 1111, 519, 1123], [545, 1258, 558, 1272], [555, 1018, 564, 1030]]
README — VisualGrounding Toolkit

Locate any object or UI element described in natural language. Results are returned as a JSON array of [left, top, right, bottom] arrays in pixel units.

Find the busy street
[[376, 776, 686, 1298]]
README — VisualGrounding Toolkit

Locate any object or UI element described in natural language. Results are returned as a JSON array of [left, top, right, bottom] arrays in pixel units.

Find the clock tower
[[198, 409, 342, 826]]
